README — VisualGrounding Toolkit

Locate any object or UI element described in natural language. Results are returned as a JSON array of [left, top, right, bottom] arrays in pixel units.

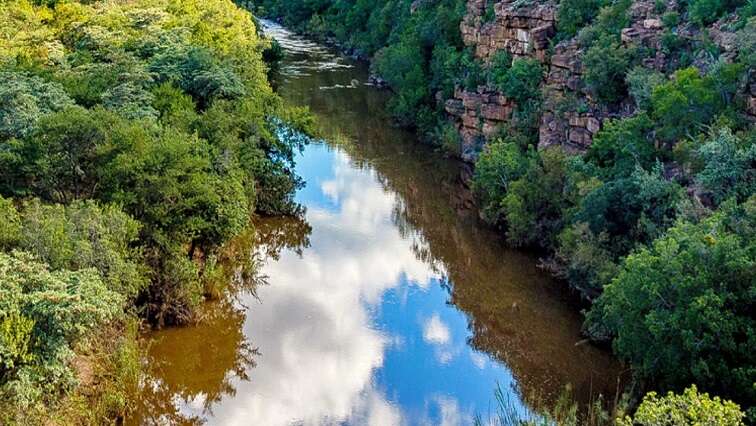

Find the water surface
[[131, 21, 622, 426]]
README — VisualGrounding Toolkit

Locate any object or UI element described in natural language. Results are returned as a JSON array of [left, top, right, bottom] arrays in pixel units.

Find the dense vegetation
[[245, 0, 754, 421], [0, 0, 310, 422]]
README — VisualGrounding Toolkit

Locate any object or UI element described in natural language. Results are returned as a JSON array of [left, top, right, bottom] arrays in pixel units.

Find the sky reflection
[[168, 144, 528, 425]]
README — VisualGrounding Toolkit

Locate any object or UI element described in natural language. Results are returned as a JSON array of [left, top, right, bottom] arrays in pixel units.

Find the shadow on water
[[129, 19, 624, 426]]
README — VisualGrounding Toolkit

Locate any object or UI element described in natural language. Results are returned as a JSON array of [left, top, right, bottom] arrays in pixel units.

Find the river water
[[130, 20, 622, 426]]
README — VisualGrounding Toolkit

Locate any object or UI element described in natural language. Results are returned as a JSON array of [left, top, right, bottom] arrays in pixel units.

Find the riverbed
[[129, 20, 621, 426]]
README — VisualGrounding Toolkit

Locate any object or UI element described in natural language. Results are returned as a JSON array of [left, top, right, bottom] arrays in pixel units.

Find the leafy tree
[[696, 128, 756, 205], [583, 38, 632, 104], [557, 0, 608, 38], [0, 72, 74, 141], [502, 147, 569, 249], [651, 65, 742, 144], [12, 107, 127, 203], [689, 0, 747, 25], [587, 198, 756, 406], [150, 46, 247, 108], [472, 139, 529, 223], [626, 67, 666, 111], [573, 165, 682, 255], [586, 113, 658, 178], [18, 199, 147, 301], [102, 82, 158, 120]]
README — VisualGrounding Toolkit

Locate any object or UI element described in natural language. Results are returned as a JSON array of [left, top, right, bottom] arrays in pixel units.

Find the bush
[[651, 65, 742, 144], [689, 0, 747, 26], [619, 385, 745, 425], [557, 0, 608, 38], [502, 147, 569, 249], [0, 196, 20, 250], [626, 67, 666, 111], [586, 114, 658, 178]]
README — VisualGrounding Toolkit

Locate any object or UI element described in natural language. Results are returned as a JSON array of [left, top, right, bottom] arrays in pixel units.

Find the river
[[129, 20, 622, 426]]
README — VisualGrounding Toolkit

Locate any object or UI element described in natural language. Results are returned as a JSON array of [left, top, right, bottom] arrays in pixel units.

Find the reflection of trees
[[132, 299, 258, 425], [131, 213, 312, 425], [253, 214, 312, 260], [301, 63, 626, 411]]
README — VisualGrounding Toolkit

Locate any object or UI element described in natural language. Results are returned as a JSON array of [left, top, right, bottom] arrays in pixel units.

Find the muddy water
[[130, 21, 622, 426]]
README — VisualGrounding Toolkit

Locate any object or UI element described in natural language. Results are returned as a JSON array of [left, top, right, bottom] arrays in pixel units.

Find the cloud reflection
[[195, 148, 440, 425]]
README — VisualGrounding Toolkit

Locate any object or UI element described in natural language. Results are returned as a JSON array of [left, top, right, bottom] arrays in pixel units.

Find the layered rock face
[[446, 0, 750, 161], [450, 0, 559, 161], [460, 0, 557, 63]]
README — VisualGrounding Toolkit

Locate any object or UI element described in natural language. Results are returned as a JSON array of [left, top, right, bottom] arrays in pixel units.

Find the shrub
[[586, 114, 658, 178], [583, 38, 632, 104], [18, 199, 147, 301], [651, 65, 742, 144], [557, 0, 608, 38], [626, 67, 666, 111], [619, 385, 745, 425], [502, 147, 569, 249], [0, 196, 20, 250], [689, 0, 747, 26]]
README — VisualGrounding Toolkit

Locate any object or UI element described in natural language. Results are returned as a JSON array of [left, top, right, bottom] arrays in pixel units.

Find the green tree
[[587, 198, 756, 406], [0, 72, 74, 141], [696, 127, 756, 204], [18, 199, 147, 300], [472, 139, 529, 224], [503, 147, 569, 249]]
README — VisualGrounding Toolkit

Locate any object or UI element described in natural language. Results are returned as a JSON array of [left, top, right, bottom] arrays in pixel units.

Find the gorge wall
[[445, 0, 752, 162]]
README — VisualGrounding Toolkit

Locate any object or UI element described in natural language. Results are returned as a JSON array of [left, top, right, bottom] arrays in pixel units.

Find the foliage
[[586, 114, 658, 178], [587, 198, 756, 406], [583, 38, 632, 104], [557, 0, 608, 38], [695, 127, 756, 205], [626, 67, 665, 111], [17, 199, 146, 301], [651, 65, 742, 144], [0, 0, 311, 420], [0, 71, 74, 140], [472, 139, 530, 223], [688, 0, 748, 25], [618, 385, 746, 425], [0, 196, 21, 250], [0, 251, 122, 411], [502, 147, 569, 249]]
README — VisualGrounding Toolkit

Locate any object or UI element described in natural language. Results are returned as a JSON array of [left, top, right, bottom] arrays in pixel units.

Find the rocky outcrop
[[461, 0, 557, 63], [447, 0, 750, 161], [445, 87, 516, 161]]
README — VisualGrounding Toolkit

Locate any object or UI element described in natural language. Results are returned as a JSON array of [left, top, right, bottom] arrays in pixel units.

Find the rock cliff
[[446, 0, 750, 162]]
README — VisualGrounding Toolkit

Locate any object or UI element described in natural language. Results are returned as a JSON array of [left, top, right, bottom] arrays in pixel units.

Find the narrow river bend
[[131, 21, 621, 426]]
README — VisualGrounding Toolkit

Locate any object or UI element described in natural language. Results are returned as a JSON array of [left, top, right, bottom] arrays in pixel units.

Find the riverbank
[[0, 0, 312, 423]]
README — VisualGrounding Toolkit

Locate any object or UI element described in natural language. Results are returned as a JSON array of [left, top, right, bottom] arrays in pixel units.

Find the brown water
[[129, 21, 622, 426]]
